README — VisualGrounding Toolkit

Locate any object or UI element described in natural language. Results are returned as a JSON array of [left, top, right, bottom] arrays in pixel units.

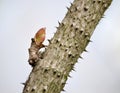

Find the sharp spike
[[72, 68, 76, 71], [21, 82, 26, 85], [85, 32, 89, 38], [48, 39, 51, 44], [102, 15, 105, 18], [68, 74, 72, 78], [66, 6, 70, 10], [62, 89, 66, 92], [70, 2, 73, 6], [55, 26, 59, 29], [84, 49, 88, 52], [58, 21, 61, 25], [62, 82, 67, 85], [66, 6, 72, 13], [79, 56, 83, 59], [88, 39, 92, 42]]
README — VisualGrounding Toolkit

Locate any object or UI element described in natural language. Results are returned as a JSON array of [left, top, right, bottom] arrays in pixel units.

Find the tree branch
[[23, 0, 112, 93]]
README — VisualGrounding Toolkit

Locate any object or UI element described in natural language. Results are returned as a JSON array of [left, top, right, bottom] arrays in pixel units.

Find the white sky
[[0, 0, 120, 93]]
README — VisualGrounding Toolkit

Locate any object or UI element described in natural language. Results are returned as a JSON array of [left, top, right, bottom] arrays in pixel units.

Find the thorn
[[72, 68, 76, 71], [98, 0, 101, 4], [21, 82, 26, 85], [87, 39, 92, 42], [102, 15, 105, 18], [62, 89, 66, 92], [68, 74, 72, 78], [44, 44, 48, 47], [90, 40, 93, 42], [66, 6, 72, 13], [57, 73, 61, 78], [58, 21, 61, 25], [44, 68, 49, 73], [84, 6, 89, 11], [70, 2, 73, 6], [53, 70, 57, 75], [68, 54, 72, 58], [66, 6, 70, 10], [75, 6, 78, 11], [70, 62, 74, 65], [62, 82, 67, 85], [80, 28, 84, 34], [93, 0, 96, 3], [84, 32, 89, 38], [43, 86, 47, 92], [75, 27, 79, 31], [61, 23, 64, 26], [71, 23, 76, 27], [79, 55, 83, 59], [84, 49, 88, 52], [62, 21, 66, 26], [101, 16, 104, 18], [48, 39, 51, 44], [55, 26, 59, 29], [32, 86, 37, 91]]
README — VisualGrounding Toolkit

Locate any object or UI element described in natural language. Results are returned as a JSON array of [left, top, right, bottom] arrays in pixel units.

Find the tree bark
[[23, 0, 112, 93]]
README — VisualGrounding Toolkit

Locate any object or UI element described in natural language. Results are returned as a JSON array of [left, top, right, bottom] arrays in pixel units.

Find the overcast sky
[[0, 0, 120, 93]]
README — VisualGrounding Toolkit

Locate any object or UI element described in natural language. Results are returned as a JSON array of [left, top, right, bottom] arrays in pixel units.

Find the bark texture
[[23, 0, 112, 93]]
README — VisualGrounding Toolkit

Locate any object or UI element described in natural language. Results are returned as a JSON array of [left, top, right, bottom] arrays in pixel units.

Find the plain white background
[[0, 0, 120, 93]]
